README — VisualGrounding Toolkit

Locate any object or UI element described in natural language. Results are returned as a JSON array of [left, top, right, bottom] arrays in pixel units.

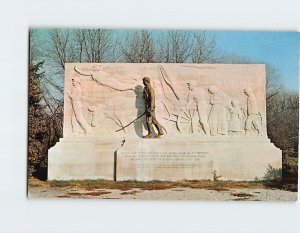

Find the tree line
[[29, 29, 298, 190]]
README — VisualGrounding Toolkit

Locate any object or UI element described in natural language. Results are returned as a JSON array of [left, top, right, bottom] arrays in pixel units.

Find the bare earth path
[[28, 179, 297, 201]]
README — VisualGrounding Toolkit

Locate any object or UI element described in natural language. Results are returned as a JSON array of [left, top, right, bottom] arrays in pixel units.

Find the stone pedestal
[[116, 138, 282, 181], [48, 137, 282, 181], [48, 137, 122, 180]]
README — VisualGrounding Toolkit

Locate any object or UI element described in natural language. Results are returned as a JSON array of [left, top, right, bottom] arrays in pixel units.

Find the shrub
[[263, 164, 282, 190]]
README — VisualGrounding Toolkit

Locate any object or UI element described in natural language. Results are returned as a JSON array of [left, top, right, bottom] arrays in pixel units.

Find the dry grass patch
[[57, 190, 111, 198], [84, 190, 111, 196], [28, 178, 50, 187], [231, 192, 254, 201], [47, 179, 265, 192], [120, 190, 140, 195], [66, 192, 85, 196], [233, 197, 250, 201], [231, 192, 254, 198], [57, 195, 72, 198], [177, 180, 264, 191], [206, 187, 230, 192]]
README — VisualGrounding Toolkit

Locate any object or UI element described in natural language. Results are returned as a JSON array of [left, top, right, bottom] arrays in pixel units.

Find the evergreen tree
[[28, 61, 49, 178]]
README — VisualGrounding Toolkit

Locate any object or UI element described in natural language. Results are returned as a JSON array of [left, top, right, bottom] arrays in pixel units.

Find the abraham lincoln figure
[[142, 77, 164, 138]]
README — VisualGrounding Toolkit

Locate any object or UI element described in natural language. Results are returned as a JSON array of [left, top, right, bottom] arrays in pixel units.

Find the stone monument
[[48, 63, 282, 181]]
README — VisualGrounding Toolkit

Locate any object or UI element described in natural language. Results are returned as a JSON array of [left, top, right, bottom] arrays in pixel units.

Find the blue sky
[[213, 31, 299, 90]]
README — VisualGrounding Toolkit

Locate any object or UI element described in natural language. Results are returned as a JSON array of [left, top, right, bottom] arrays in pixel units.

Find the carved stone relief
[[68, 78, 92, 135], [244, 88, 264, 136], [228, 99, 245, 135], [208, 86, 230, 136], [185, 80, 210, 135], [64, 63, 267, 139]]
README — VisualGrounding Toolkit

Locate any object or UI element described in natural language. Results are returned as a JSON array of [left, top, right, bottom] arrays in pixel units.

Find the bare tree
[[29, 29, 41, 63], [267, 90, 299, 154], [266, 65, 283, 100], [41, 29, 76, 99], [191, 32, 217, 63], [45, 29, 76, 70], [219, 52, 252, 64], [120, 30, 155, 63], [74, 29, 85, 63], [74, 29, 113, 63], [106, 32, 122, 62], [156, 30, 194, 63]]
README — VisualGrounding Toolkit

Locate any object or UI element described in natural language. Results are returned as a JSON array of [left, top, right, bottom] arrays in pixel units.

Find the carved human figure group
[[184, 81, 263, 137], [137, 77, 263, 138]]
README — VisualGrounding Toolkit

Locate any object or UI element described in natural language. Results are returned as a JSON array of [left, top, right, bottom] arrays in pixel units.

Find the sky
[[212, 31, 299, 90]]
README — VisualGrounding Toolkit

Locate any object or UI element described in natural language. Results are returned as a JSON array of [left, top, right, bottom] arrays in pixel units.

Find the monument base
[[116, 138, 282, 181], [48, 137, 281, 181], [48, 137, 122, 180]]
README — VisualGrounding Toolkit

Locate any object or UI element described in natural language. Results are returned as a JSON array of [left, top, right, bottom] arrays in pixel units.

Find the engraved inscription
[[122, 151, 209, 168]]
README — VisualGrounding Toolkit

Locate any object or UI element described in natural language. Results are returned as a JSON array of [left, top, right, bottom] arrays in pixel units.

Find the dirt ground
[[28, 179, 298, 201]]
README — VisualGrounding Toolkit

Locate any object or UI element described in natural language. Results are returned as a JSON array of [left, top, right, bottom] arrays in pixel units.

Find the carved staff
[[115, 111, 168, 134], [115, 112, 146, 132]]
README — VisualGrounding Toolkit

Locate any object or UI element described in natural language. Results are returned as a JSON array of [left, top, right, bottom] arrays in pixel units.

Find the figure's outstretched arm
[[74, 65, 135, 92], [74, 66, 92, 77]]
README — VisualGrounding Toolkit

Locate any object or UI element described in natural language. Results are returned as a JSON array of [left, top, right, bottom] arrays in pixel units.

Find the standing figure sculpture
[[68, 78, 92, 135], [143, 77, 164, 138], [208, 86, 229, 136], [228, 99, 245, 135], [244, 88, 263, 135], [186, 80, 210, 134]]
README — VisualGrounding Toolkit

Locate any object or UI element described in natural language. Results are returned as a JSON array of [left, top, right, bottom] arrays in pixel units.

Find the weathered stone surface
[[116, 138, 281, 181], [48, 63, 281, 181], [62, 63, 268, 138], [48, 138, 121, 180]]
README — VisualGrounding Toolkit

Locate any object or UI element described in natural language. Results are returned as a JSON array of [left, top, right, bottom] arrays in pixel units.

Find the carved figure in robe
[[68, 78, 92, 135], [244, 88, 263, 135], [228, 99, 245, 134], [208, 86, 229, 136], [185, 80, 210, 134]]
